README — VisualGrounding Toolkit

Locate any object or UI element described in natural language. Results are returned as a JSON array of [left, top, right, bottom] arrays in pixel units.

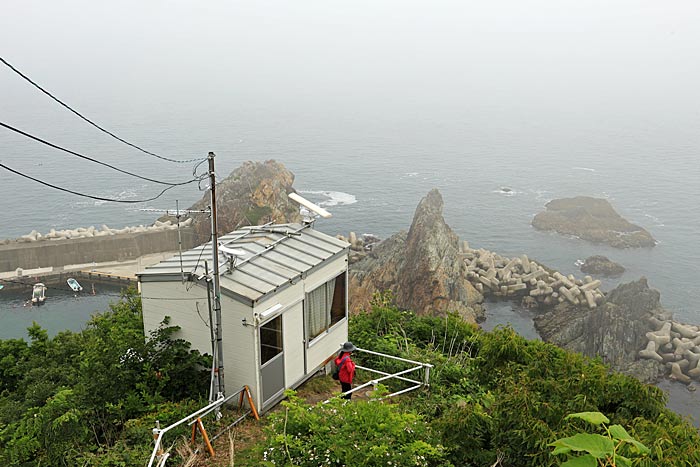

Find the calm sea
[[2, 105, 698, 323]]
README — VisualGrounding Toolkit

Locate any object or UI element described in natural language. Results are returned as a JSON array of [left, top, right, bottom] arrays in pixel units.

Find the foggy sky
[[3, 0, 700, 126]]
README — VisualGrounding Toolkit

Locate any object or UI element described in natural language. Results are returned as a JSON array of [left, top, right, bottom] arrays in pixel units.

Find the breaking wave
[[299, 190, 357, 207]]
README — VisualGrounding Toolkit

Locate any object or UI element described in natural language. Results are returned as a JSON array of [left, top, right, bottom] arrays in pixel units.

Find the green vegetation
[[245, 205, 273, 225], [258, 293, 700, 466], [2, 290, 699, 466], [261, 389, 447, 466], [0, 289, 210, 466], [550, 412, 650, 467]]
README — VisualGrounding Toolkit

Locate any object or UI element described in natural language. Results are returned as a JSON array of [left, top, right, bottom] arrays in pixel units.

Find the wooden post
[[191, 418, 216, 458], [245, 386, 260, 420]]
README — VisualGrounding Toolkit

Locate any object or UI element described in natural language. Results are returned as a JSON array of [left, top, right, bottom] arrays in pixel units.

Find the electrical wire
[[0, 56, 204, 164], [0, 162, 187, 203], [0, 121, 196, 186]]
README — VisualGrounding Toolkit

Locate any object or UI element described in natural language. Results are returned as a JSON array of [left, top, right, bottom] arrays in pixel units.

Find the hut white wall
[[140, 281, 258, 406], [219, 294, 257, 402], [140, 281, 213, 355]]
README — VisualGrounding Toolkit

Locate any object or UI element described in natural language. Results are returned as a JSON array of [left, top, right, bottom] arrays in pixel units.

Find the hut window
[[260, 315, 283, 365], [306, 272, 347, 342]]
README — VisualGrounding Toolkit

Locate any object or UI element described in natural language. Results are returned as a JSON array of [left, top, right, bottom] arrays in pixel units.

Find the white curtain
[[306, 277, 336, 340]]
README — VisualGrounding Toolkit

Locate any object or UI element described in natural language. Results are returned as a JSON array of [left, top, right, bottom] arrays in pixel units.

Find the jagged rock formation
[[179, 160, 302, 244], [349, 189, 484, 322], [580, 255, 626, 276], [534, 278, 667, 382], [532, 196, 656, 248]]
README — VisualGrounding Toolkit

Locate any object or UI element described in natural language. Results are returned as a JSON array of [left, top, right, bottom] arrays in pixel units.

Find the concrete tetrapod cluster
[[639, 317, 700, 384], [11, 219, 193, 243], [460, 241, 605, 309], [337, 231, 381, 264]]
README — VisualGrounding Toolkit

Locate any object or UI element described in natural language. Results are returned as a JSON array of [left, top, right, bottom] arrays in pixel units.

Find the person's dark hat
[[341, 342, 357, 353]]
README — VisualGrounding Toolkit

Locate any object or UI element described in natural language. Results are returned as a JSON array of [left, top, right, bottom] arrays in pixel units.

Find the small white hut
[[137, 223, 350, 411]]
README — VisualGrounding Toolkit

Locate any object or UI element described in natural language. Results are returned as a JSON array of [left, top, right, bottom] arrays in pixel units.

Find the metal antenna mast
[[208, 151, 226, 398], [139, 204, 210, 283]]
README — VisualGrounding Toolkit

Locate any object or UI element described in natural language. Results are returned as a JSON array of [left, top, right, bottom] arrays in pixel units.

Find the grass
[[170, 373, 344, 466]]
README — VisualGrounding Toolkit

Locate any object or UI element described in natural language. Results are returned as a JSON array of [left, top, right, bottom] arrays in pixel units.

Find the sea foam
[[299, 190, 358, 207]]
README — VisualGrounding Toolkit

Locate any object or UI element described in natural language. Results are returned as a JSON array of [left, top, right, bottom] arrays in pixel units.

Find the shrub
[[261, 390, 450, 467]]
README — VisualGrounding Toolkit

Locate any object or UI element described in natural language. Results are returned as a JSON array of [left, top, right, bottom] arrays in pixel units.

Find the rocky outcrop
[[580, 255, 626, 276], [534, 278, 667, 382], [179, 160, 302, 244], [349, 189, 484, 322], [532, 197, 656, 248]]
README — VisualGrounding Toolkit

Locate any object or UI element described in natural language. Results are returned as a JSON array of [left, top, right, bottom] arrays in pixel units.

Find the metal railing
[[333, 347, 433, 400], [146, 386, 258, 467]]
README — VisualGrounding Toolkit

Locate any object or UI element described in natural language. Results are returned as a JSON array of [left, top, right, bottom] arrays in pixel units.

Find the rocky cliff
[[580, 255, 626, 276], [534, 278, 666, 382], [532, 196, 656, 248], [349, 189, 484, 322], [179, 160, 302, 244]]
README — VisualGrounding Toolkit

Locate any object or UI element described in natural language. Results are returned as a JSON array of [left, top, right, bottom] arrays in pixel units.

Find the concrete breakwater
[[4, 219, 192, 244], [459, 241, 605, 309], [639, 318, 700, 384], [0, 224, 196, 273]]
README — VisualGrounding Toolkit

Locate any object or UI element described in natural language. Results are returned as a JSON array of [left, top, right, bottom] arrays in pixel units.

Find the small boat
[[67, 278, 83, 292], [31, 283, 47, 304], [0, 284, 4, 290]]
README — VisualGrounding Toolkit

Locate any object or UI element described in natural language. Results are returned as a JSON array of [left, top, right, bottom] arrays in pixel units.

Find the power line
[[0, 56, 203, 164], [0, 121, 196, 186], [0, 162, 186, 203]]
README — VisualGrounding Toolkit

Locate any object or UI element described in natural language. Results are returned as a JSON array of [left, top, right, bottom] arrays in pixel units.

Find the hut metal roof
[[138, 223, 349, 304]]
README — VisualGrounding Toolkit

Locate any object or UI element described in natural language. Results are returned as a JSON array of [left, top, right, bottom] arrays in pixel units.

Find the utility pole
[[204, 261, 217, 402], [208, 151, 226, 397]]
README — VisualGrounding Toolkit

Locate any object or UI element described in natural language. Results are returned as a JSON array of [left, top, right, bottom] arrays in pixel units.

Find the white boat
[[67, 278, 83, 292], [31, 283, 47, 304]]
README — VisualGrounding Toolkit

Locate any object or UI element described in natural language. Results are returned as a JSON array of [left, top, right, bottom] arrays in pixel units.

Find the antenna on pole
[[288, 192, 332, 226], [140, 204, 210, 283]]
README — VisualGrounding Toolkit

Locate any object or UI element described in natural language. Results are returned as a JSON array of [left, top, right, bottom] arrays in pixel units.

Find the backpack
[[332, 355, 349, 380]]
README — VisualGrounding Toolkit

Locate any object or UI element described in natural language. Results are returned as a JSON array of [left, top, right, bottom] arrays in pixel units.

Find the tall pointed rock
[[350, 189, 483, 322]]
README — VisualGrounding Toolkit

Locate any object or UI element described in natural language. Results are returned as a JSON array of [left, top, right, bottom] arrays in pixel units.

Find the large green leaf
[[565, 411, 610, 426], [608, 425, 650, 454], [561, 454, 597, 467], [608, 424, 632, 441], [551, 433, 614, 458], [551, 445, 573, 456]]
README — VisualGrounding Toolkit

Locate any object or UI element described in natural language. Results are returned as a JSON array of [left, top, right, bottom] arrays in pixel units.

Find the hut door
[[260, 315, 285, 405]]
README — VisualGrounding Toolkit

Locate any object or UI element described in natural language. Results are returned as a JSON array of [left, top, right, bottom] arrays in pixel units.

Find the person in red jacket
[[335, 341, 357, 399]]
